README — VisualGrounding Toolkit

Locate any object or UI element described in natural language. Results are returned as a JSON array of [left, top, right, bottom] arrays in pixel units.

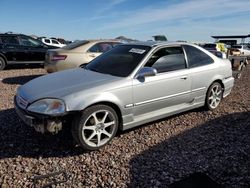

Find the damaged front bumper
[[14, 96, 65, 134]]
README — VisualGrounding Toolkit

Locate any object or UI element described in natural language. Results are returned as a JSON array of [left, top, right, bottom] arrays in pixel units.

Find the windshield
[[62, 40, 89, 50], [85, 45, 151, 77]]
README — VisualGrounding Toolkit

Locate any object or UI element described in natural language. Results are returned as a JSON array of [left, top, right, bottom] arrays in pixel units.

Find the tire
[[72, 105, 118, 150], [0, 57, 6, 70], [205, 82, 223, 110], [236, 73, 241, 79]]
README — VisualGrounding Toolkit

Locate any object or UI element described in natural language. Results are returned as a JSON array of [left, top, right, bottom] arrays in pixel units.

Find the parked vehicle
[[227, 47, 249, 78], [40, 38, 66, 48], [203, 43, 227, 53], [230, 45, 250, 56], [44, 40, 121, 73], [0, 33, 55, 70], [15, 42, 234, 150], [152, 35, 167, 41]]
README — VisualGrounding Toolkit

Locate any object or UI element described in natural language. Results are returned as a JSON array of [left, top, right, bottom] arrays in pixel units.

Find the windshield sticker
[[129, 48, 146, 54]]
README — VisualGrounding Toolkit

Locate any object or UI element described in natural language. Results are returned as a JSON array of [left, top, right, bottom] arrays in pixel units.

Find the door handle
[[180, 76, 187, 80], [89, 54, 96, 58]]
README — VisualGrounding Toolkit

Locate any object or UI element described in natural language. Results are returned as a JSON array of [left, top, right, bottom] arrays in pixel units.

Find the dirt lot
[[0, 65, 249, 187]]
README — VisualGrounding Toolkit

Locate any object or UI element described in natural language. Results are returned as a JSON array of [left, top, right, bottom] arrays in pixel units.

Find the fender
[[65, 88, 133, 116], [0, 52, 8, 63]]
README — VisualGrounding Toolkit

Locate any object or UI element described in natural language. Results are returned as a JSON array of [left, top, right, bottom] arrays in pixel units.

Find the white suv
[[41, 38, 65, 48]]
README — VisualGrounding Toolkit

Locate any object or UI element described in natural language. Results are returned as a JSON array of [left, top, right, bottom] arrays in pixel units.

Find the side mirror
[[136, 67, 157, 79]]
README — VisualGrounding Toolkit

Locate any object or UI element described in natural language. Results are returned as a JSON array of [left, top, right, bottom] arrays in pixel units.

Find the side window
[[52, 39, 59, 44], [88, 44, 100, 53], [1, 36, 19, 45], [19, 36, 42, 47], [88, 42, 118, 53], [44, 39, 50, 43], [145, 46, 186, 73], [99, 43, 113, 52], [183, 45, 214, 68], [20, 37, 33, 46]]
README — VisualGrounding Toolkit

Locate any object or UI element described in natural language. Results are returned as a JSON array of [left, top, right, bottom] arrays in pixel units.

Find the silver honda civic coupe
[[15, 42, 234, 150]]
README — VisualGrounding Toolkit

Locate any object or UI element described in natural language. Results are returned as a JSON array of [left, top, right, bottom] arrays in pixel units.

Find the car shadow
[[5, 64, 43, 70], [0, 108, 84, 159], [128, 112, 250, 187], [0, 106, 210, 160], [0, 107, 249, 188], [0, 107, 203, 160], [2, 74, 44, 85]]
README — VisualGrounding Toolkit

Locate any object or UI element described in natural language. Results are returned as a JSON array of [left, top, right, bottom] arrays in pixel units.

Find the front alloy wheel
[[206, 82, 223, 110], [72, 105, 118, 150]]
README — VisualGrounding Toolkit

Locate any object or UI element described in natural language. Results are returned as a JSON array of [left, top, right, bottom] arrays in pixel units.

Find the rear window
[[183, 45, 214, 68], [62, 40, 89, 50]]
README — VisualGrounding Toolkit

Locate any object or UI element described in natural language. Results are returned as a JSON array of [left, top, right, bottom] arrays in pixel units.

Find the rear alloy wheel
[[205, 82, 223, 110], [72, 105, 118, 150], [0, 57, 6, 70]]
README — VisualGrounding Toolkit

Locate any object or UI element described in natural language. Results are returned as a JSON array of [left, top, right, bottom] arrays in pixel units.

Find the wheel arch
[[206, 79, 224, 97], [212, 79, 224, 89], [0, 53, 8, 63], [71, 100, 122, 150], [76, 101, 123, 130], [206, 78, 225, 94]]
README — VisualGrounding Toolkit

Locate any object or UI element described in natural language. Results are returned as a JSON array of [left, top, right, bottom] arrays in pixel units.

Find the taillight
[[51, 55, 67, 61]]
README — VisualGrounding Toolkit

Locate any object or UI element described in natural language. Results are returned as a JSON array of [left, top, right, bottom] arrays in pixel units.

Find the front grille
[[16, 95, 28, 109]]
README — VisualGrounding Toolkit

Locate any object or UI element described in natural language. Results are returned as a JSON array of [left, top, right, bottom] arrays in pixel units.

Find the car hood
[[18, 68, 120, 103]]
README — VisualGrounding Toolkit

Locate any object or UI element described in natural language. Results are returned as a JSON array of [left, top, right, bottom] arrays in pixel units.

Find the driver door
[[19, 35, 47, 62], [132, 46, 191, 116]]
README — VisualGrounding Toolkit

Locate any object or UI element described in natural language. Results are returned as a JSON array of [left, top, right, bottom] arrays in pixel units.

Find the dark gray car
[[15, 42, 234, 150]]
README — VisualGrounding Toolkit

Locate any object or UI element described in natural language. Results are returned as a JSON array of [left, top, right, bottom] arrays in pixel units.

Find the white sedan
[[41, 38, 66, 48], [231, 45, 250, 56]]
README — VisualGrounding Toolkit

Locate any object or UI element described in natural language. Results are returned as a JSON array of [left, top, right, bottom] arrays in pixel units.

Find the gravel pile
[[0, 65, 249, 187]]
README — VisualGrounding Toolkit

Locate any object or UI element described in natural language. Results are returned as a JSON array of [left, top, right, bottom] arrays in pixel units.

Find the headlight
[[27, 99, 66, 115]]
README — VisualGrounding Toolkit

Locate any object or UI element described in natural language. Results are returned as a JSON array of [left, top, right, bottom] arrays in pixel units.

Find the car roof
[[56, 39, 122, 52], [86, 39, 121, 43], [0, 33, 25, 36], [121, 41, 190, 47]]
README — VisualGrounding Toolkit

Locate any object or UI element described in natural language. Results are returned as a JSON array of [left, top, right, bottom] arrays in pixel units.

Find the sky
[[1, 0, 250, 42]]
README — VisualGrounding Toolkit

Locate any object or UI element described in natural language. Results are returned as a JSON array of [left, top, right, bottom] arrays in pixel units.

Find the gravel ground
[[0, 65, 249, 187]]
